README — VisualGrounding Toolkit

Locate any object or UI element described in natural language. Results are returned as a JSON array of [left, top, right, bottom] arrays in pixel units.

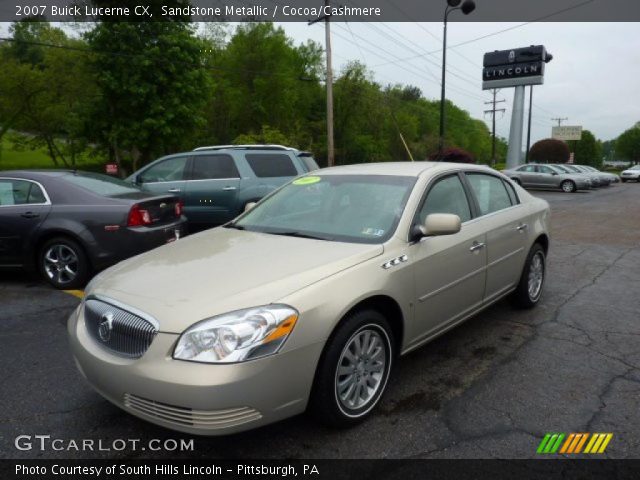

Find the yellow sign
[[293, 176, 321, 186]]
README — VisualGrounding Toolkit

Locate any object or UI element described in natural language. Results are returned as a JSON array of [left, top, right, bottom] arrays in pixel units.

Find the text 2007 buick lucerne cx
[[68, 162, 550, 435]]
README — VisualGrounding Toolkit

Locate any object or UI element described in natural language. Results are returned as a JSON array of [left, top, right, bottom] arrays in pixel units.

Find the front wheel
[[511, 243, 546, 309], [310, 309, 394, 427], [561, 180, 576, 193]]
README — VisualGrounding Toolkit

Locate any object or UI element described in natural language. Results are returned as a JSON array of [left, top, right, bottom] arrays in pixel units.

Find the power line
[[484, 89, 506, 165], [372, 0, 596, 68]]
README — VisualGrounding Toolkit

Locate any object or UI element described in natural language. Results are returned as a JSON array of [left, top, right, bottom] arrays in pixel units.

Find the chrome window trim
[[0, 177, 52, 207], [88, 294, 160, 330]]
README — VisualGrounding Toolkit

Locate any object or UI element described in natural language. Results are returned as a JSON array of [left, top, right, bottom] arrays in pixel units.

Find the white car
[[621, 165, 640, 182]]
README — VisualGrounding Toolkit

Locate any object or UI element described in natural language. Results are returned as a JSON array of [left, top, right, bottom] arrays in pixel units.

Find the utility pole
[[308, 1, 335, 167], [551, 117, 568, 126], [525, 86, 534, 163], [484, 89, 505, 166]]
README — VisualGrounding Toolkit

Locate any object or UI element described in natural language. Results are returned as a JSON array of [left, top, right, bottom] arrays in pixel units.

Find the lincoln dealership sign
[[483, 45, 552, 90]]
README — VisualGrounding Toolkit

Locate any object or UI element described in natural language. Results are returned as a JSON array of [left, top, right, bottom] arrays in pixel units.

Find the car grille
[[123, 394, 262, 429], [85, 298, 158, 358]]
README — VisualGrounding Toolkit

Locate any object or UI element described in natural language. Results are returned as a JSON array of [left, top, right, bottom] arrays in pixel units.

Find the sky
[[2, 20, 638, 145], [278, 21, 640, 146]]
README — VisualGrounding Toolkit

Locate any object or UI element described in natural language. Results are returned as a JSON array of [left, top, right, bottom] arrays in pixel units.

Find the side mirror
[[411, 213, 461, 241], [244, 202, 257, 212]]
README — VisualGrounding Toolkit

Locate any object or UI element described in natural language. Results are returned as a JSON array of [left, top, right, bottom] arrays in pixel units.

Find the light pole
[[438, 0, 476, 158]]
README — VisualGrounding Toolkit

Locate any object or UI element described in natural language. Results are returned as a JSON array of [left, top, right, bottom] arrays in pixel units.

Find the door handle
[[167, 188, 181, 193], [470, 241, 486, 252], [222, 186, 237, 191], [516, 224, 529, 232], [21, 212, 40, 219]]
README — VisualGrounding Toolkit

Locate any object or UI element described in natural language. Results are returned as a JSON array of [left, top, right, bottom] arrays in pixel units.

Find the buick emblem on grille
[[98, 312, 114, 342]]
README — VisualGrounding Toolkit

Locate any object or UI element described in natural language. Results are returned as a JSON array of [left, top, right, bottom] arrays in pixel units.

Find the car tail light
[[127, 204, 152, 227], [175, 201, 183, 216]]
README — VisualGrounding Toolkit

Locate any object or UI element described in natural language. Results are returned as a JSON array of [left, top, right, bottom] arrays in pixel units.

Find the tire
[[309, 309, 395, 428], [510, 243, 546, 309], [39, 236, 90, 289], [560, 180, 576, 193]]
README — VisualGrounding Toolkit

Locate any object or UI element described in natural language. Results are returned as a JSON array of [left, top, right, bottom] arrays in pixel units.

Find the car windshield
[[630, 165, 640, 171], [563, 165, 581, 172], [231, 174, 416, 244], [64, 172, 142, 197], [553, 165, 571, 173]]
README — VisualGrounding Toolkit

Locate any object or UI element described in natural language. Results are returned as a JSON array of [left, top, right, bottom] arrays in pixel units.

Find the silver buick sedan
[[68, 162, 551, 435]]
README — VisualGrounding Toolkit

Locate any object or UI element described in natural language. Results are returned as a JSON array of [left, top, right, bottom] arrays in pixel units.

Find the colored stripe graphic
[[539, 433, 612, 454]]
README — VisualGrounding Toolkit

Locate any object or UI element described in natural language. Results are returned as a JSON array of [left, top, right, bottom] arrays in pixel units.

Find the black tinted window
[[419, 175, 472, 223], [299, 155, 320, 172], [192, 155, 239, 180], [246, 154, 298, 178]]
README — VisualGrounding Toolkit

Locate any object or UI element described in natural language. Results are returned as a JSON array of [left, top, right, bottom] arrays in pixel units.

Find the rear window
[[299, 155, 320, 172], [64, 172, 141, 197], [245, 154, 298, 178]]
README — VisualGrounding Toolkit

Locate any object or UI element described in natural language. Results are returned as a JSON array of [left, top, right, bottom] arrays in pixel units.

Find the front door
[[408, 174, 487, 349], [137, 155, 190, 204]]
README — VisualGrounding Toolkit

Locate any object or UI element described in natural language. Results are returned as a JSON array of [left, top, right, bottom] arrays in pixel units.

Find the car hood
[[88, 227, 383, 333]]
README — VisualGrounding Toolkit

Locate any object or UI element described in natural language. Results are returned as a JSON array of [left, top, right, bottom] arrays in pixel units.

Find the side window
[[191, 154, 239, 180], [539, 166, 554, 175], [0, 179, 33, 206], [418, 175, 472, 224], [517, 165, 536, 173], [466, 173, 513, 216], [27, 183, 47, 204], [139, 157, 187, 183], [502, 179, 519, 205], [245, 154, 298, 178]]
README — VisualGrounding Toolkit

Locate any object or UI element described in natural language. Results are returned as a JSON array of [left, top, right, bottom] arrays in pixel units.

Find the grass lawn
[[0, 135, 105, 172]]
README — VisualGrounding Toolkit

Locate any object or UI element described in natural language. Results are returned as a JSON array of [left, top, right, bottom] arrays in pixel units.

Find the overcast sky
[[279, 21, 640, 145], [2, 21, 638, 145]]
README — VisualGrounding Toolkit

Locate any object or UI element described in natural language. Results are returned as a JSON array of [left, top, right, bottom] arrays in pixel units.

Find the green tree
[[85, 3, 211, 174], [616, 125, 640, 164], [574, 129, 602, 167]]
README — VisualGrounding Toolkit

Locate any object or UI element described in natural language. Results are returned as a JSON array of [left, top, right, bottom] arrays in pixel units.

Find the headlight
[[173, 305, 299, 363]]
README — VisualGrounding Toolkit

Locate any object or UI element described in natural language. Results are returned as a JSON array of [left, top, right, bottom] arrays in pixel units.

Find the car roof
[[193, 144, 299, 152], [317, 161, 498, 177], [0, 169, 74, 180]]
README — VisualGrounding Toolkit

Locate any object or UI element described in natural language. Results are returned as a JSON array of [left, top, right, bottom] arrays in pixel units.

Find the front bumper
[[68, 305, 324, 435]]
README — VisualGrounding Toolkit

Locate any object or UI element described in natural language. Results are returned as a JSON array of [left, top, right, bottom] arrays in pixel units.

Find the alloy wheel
[[43, 244, 79, 285], [527, 251, 545, 301]]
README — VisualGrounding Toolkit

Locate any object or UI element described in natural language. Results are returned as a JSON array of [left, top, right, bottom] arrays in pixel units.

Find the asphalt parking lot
[[1, 183, 639, 459]]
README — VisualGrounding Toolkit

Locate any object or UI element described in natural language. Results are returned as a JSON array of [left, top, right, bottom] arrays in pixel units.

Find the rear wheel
[[39, 237, 89, 289], [511, 243, 546, 309], [310, 309, 394, 427], [561, 180, 576, 193]]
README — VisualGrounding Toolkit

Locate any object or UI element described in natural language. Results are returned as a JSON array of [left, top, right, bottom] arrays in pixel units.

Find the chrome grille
[[123, 394, 262, 429], [84, 298, 158, 358]]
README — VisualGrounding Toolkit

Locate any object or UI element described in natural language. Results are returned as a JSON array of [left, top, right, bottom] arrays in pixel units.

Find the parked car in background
[[569, 165, 611, 186], [620, 165, 640, 182], [502, 163, 591, 193], [69, 162, 550, 435], [127, 145, 319, 230], [0, 170, 186, 289], [549, 164, 598, 187], [580, 165, 620, 184]]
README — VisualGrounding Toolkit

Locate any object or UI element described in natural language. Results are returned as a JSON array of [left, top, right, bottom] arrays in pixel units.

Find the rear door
[[184, 154, 241, 226], [516, 165, 539, 187], [0, 178, 51, 266], [137, 155, 190, 203], [464, 172, 527, 302]]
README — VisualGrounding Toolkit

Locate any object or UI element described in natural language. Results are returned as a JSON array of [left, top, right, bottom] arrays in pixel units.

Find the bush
[[529, 139, 570, 164], [428, 147, 476, 163]]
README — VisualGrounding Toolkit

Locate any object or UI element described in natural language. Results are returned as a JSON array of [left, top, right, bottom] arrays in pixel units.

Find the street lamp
[[438, 0, 476, 158]]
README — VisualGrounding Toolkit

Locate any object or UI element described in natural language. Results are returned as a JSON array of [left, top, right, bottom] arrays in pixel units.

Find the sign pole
[[506, 85, 526, 169]]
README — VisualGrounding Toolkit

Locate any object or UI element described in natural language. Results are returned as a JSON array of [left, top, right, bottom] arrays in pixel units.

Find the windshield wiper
[[268, 231, 332, 241], [224, 223, 245, 230]]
